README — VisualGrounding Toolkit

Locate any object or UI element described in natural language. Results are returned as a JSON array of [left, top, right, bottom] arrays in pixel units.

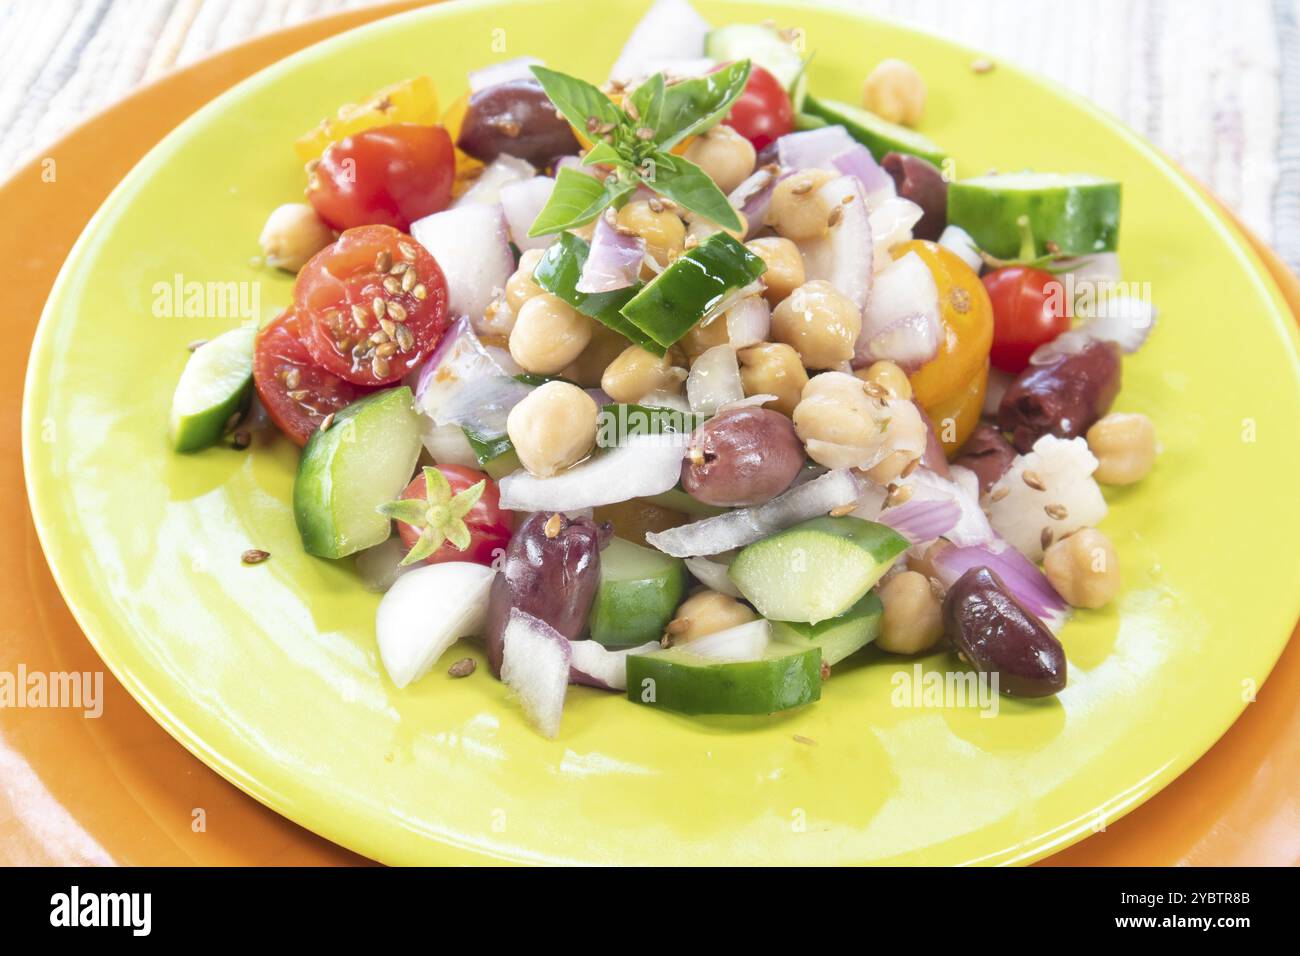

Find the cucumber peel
[[588, 537, 686, 647], [802, 94, 947, 165], [169, 325, 255, 452], [771, 591, 883, 665], [705, 24, 809, 111], [947, 172, 1121, 258], [626, 642, 821, 715], [532, 232, 660, 353]]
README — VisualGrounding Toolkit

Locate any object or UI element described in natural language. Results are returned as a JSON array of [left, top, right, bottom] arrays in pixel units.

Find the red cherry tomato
[[395, 465, 513, 567], [294, 224, 449, 386], [252, 310, 370, 446], [307, 123, 454, 232], [982, 266, 1071, 373], [719, 64, 794, 152]]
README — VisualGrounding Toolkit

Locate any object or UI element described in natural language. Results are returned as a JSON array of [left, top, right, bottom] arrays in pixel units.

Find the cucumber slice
[[793, 111, 828, 131], [532, 233, 660, 354], [626, 642, 821, 715], [168, 325, 255, 452], [596, 403, 703, 449], [729, 516, 907, 623], [946, 172, 1122, 258], [294, 387, 423, 559], [588, 537, 686, 647], [705, 24, 809, 111], [619, 232, 766, 349], [802, 94, 947, 165], [771, 591, 882, 665]]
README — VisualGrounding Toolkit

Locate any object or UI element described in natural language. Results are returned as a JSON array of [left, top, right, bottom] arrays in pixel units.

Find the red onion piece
[[877, 497, 962, 544], [776, 126, 856, 170], [830, 144, 895, 197], [576, 214, 646, 293], [499, 434, 688, 512], [728, 166, 788, 239], [856, 251, 940, 369]]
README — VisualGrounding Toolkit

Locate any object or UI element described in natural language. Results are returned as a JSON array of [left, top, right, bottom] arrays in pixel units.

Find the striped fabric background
[[1, 0, 1297, 270]]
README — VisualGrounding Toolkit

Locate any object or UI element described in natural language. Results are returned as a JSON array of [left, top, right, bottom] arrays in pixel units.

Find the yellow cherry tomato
[[926, 359, 988, 456], [294, 75, 441, 162], [895, 240, 994, 410], [439, 90, 487, 197]]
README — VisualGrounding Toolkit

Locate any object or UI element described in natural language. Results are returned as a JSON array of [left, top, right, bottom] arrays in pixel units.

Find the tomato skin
[[395, 465, 513, 566], [982, 266, 1071, 374], [252, 310, 369, 446], [719, 64, 793, 152], [294, 224, 449, 386], [307, 124, 454, 232]]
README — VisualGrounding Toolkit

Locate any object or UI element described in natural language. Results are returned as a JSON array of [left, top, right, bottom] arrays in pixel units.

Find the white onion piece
[[728, 167, 788, 239], [568, 639, 660, 691], [421, 420, 480, 468], [646, 468, 864, 557], [577, 214, 645, 292], [1055, 252, 1122, 285], [900, 467, 997, 549], [469, 57, 543, 93], [499, 434, 687, 512], [684, 556, 743, 597], [640, 389, 692, 413], [857, 251, 941, 369], [608, 0, 710, 83], [800, 175, 873, 312], [411, 203, 514, 322], [453, 155, 535, 207], [938, 224, 983, 273], [499, 176, 556, 251], [686, 344, 743, 415], [725, 295, 770, 349], [355, 537, 414, 593], [415, 316, 518, 415], [674, 619, 770, 662], [435, 376, 534, 438], [1031, 294, 1157, 366], [716, 393, 777, 414], [869, 196, 924, 267], [376, 562, 496, 688], [776, 126, 857, 171], [982, 367, 1015, 417], [501, 609, 571, 738]]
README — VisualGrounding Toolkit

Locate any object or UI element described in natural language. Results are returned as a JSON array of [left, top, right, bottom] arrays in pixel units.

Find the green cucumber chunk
[[626, 642, 821, 715], [168, 325, 255, 452], [294, 387, 423, 559], [729, 516, 908, 623], [596, 403, 703, 449], [946, 172, 1122, 258], [588, 537, 686, 647], [619, 232, 766, 349], [705, 24, 809, 111], [802, 94, 947, 165], [794, 111, 828, 131], [532, 232, 660, 353], [771, 591, 883, 665]]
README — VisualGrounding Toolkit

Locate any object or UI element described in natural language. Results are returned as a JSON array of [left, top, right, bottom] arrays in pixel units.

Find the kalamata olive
[[953, 422, 1017, 493], [942, 566, 1066, 697], [484, 512, 610, 676], [882, 152, 947, 241], [997, 339, 1121, 453], [457, 79, 580, 167], [681, 407, 805, 507]]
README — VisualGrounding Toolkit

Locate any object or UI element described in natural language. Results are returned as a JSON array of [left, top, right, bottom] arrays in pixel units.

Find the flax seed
[[543, 513, 563, 538], [447, 657, 476, 678], [241, 549, 270, 565], [1022, 470, 1046, 491], [375, 250, 392, 272], [372, 297, 386, 320], [990, 485, 1010, 502], [401, 267, 417, 292], [387, 301, 408, 322], [1040, 527, 1054, 551], [383, 276, 401, 295], [398, 242, 417, 261], [412, 284, 427, 300], [1045, 503, 1069, 520]]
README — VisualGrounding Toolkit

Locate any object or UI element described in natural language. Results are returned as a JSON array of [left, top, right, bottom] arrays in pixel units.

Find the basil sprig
[[527, 61, 751, 237]]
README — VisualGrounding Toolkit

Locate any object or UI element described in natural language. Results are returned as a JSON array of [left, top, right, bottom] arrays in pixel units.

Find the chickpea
[[793, 371, 927, 472], [667, 590, 757, 644], [1043, 528, 1121, 609], [686, 209, 749, 245], [258, 203, 333, 272], [863, 58, 926, 127], [509, 293, 593, 375], [1086, 412, 1157, 485], [601, 344, 685, 403], [855, 360, 913, 401], [617, 200, 685, 267], [771, 280, 862, 369], [506, 381, 598, 477], [562, 323, 629, 388], [505, 247, 547, 312], [746, 237, 806, 306], [876, 571, 944, 654], [683, 124, 756, 194], [738, 343, 808, 417], [766, 169, 836, 242], [680, 314, 731, 363]]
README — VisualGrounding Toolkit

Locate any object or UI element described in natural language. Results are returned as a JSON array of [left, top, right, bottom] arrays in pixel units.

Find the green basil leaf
[[528, 168, 635, 237], [626, 73, 665, 137], [648, 153, 742, 231], [530, 65, 623, 139], [654, 60, 752, 150], [582, 141, 629, 168]]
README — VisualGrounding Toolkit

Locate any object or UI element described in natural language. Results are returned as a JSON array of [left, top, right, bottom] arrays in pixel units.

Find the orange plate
[[2, 0, 1297, 866]]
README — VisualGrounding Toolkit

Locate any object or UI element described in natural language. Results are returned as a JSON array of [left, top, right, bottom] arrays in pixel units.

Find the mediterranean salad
[[169, 0, 1157, 737]]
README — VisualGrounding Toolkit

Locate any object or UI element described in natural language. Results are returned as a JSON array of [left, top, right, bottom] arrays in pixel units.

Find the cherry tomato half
[[719, 64, 793, 152], [307, 123, 454, 232], [395, 465, 513, 567], [252, 309, 369, 446], [982, 266, 1070, 374], [294, 224, 449, 386]]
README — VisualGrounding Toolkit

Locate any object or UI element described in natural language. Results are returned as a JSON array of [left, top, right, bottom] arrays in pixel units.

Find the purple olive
[[456, 79, 580, 166], [882, 153, 947, 241], [681, 407, 805, 507], [484, 512, 610, 676], [998, 340, 1121, 453], [942, 567, 1066, 698], [953, 423, 1017, 493]]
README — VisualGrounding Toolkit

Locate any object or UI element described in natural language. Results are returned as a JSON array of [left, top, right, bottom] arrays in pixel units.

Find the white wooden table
[[3, 0, 1297, 270]]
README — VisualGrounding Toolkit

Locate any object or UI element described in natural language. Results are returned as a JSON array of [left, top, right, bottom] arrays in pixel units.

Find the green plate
[[23, 0, 1300, 865]]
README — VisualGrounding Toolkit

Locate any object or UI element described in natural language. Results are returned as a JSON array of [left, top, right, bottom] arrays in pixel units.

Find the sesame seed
[[241, 549, 270, 565], [398, 242, 417, 261], [383, 276, 401, 295], [372, 297, 387, 320], [375, 250, 392, 272], [394, 324, 415, 352], [990, 485, 1010, 502], [351, 304, 369, 328], [543, 513, 563, 538], [1041, 527, 1055, 550], [412, 284, 427, 300], [885, 483, 913, 507], [827, 206, 843, 228], [375, 342, 398, 359], [320, 412, 335, 431], [829, 503, 856, 517], [1022, 470, 1046, 491], [379, 318, 396, 337], [901, 457, 920, 479], [792, 179, 813, 195], [1045, 503, 1069, 520], [401, 268, 417, 292], [387, 301, 408, 323], [371, 354, 390, 379]]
